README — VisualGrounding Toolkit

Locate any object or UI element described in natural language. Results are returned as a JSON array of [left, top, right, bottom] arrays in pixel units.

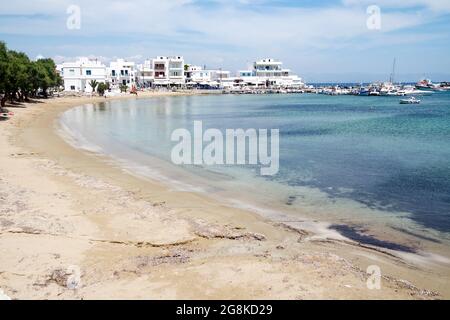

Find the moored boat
[[369, 89, 380, 96], [438, 82, 450, 91], [416, 79, 437, 91]]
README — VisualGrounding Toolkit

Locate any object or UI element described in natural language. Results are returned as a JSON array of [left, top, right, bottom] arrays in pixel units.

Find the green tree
[[35, 58, 59, 98], [89, 80, 99, 94], [97, 82, 109, 96], [27, 61, 49, 98], [0, 42, 9, 109], [0, 43, 61, 107], [119, 84, 128, 93], [2, 50, 29, 104]]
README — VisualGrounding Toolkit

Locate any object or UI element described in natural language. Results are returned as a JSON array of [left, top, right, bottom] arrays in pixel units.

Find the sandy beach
[[0, 92, 449, 300]]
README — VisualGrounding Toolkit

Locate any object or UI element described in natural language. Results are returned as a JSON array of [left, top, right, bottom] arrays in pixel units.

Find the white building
[[58, 57, 107, 92], [58, 56, 303, 91], [189, 66, 232, 87], [153, 56, 185, 86], [237, 58, 304, 88], [185, 65, 202, 83], [108, 59, 137, 89], [136, 60, 154, 88]]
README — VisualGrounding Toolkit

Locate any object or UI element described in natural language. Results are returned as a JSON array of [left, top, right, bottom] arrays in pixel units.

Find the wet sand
[[0, 92, 449, 299]]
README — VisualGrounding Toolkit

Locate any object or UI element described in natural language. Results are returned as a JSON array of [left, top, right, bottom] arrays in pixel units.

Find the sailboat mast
[[390, 58, 396, 84]]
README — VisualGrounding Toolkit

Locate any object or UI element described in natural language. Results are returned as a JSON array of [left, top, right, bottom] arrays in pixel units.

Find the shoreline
[[1, 93, 449, 299], [58, 94, 450, 261]]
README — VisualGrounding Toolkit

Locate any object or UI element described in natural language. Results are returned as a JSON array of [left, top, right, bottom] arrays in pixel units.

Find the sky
[[0, 0, 449, 82]]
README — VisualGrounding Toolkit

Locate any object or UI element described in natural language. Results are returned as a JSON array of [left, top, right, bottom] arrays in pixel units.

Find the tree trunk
[[1, 94, 7, 111]]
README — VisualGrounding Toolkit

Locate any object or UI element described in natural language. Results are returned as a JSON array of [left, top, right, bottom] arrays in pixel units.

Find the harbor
[[219, 79, 450, 96]]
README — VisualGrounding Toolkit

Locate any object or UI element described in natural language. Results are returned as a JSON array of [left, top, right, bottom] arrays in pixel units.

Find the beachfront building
[[58, 57, 107, 93], [189, 66, 232, 87], [184, 65, 202, 84], [152, 56, 185, 86], [236, 58, 304, 88], [136, 60, 154, 88], [191, 68, 215, 85], [108, 59, 137, 89], [238, 69, 265, 87]]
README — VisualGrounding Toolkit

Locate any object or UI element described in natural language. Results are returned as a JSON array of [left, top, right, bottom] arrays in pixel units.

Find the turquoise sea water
[[60, 92, 450, 251]]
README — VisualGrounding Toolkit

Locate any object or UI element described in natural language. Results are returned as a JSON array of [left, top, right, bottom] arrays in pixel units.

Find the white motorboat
[[369, 89, 380, 96], [400, 97, 420, 104]]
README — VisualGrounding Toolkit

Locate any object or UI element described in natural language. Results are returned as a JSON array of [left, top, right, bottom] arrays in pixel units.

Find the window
[[125, 70, 129, 76], [112, 70, 116, 76], [86, 70, 92, 76], [70, 85, 75, 90], [121, 70, 124, 76]]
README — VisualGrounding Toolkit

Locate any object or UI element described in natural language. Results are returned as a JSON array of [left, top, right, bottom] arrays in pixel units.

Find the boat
[[386, 90, 399, 96], [368, 89, 380, 96], [438, 82, 450, 91], [398, 85, 433, 96], [416, 79, 437, 91], [400, 97, 420, 104], [380, 82, 399, 96], [358, 87, 370, 96]]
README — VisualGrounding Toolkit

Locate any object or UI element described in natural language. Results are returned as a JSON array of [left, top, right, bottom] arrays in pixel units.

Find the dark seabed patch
[[370, 165, 450, 233], [330, 224, 417, 253], [286, 195, 297, 206], [390, 226, 442, 244]]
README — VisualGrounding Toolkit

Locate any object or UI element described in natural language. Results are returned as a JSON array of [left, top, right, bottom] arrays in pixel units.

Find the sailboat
[[380, 58, 400, 96]]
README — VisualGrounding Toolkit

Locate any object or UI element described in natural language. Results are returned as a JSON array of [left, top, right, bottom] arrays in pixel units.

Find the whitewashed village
[[57, 56, 450, 97], [57, 56, 306, 95]]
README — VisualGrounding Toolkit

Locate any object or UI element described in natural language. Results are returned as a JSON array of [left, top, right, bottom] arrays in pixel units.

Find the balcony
[[169, 64, 183, 69], [154, 64, 166, 71]]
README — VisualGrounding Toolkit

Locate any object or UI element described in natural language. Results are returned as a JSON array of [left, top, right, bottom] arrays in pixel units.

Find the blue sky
[[1, 0, 449, 82]]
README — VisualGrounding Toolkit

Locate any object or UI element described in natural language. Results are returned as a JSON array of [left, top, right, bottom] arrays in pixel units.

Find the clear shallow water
[[60, 93, 450, 246]]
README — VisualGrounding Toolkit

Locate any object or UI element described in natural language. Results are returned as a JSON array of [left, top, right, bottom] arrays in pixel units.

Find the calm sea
[[60, 92, 450, 253]]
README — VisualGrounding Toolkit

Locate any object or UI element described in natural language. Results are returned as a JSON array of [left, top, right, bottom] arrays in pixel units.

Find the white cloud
[[1, 0, 448, 76], [343, 0, 450, 12], [0, 1, 431, 46]]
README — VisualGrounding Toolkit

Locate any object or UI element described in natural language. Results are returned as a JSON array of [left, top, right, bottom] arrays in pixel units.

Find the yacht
[[380, 82, 399, 96], [398, 85, 433, 96], [416, 79, 437, 91]]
